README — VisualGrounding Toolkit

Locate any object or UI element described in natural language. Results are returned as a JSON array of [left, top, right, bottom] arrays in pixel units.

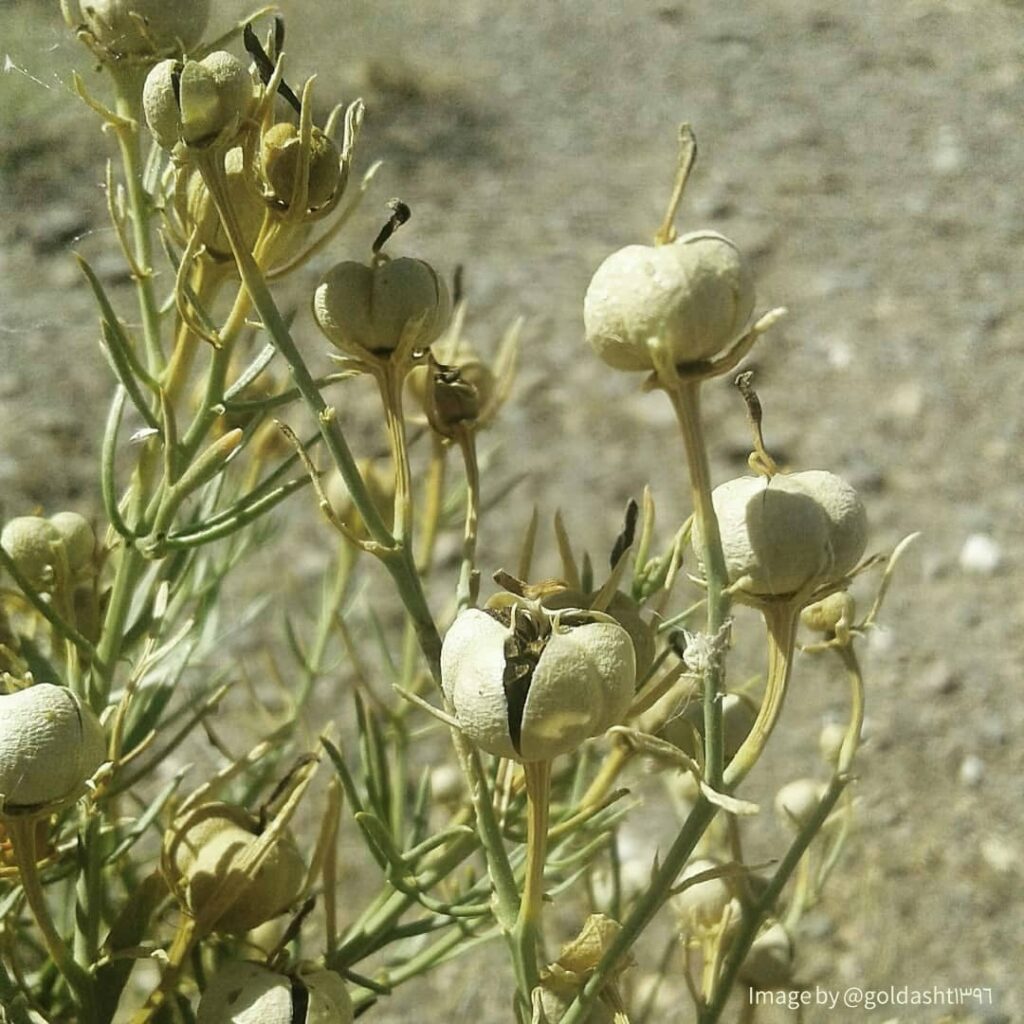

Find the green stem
[[509, 760, 550, 1010], [9, 817, 98, 1024], [111, 67, 164, 374], [667, 381, 729, 790]]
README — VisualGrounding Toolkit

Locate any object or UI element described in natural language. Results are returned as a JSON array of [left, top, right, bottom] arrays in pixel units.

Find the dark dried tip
[[501, 613, 549, 755], [290, 976, 310, 1024], [244, 21, 302, 113], [372, 199, 412, 255], [452, 264, 465, 306], [610, 498, 640, 569], [668, 629, 688, 660]]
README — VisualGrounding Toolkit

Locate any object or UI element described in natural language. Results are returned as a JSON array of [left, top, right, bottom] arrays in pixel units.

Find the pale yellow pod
[[694, 474, 833, 597], [1, 516, 61, 591], [171, 804, 305, 932], [659, 691, 756, 761], [183, 148, 265, 261], [301, 968, 355, 1024], [324, 459, 395, 539], [144, 52, 254, 151], [801, 591, 856, 635], [739, 921, 794, 989], [784, 470, 868, 580], [584, 231, 755, 372], [48, 512, 96, 574], [79, 0, 210, 56], [674, 858, 732, 933], [818, 721, 846, 766], [0, 683, 105, 811], [440, 607, 636, 762], [261, 123, 342, 210], [774, 778, 826, 831], [313, 257, 452, 358]]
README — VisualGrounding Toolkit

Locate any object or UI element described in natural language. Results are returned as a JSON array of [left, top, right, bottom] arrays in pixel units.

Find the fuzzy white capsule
[[584, 231, 755, 372], [196, 961, 353, 1024], [739, 921, 794, 989], [693, 471, 868, 599], [674, 858, 733, 933], [0, 684, 105, 811], [313, 257, 451, 359], [78, 0, 210, 56], [440, 607, 635, 762], [1, 517, 62, 591]]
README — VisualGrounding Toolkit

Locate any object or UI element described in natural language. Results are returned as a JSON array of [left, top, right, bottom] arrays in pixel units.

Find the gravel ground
[[1, 1, 1022, 1021]]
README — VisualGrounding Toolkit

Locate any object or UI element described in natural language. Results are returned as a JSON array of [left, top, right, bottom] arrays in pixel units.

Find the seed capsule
[[48, 512, 96, 577], [440, 606, 635, 762], [144, 52, 255, 150], [739, 921, 794, 989], [584, 232, 755, 372], [774, 778, 826, 831], [313, 257, 451, 360], [0, 684, 105, 812], [196, 961, 353, 1024], [692, 471, 868, 599], [801, 591, 856, 635], [659, 691, 757, 761], [169, 803, 305, 932], [674, 858, 733, 933], [1, 517, 62, 592], [261, 123, 342, 210], [181, 147, 265, 262], [77, 0, 210, 57]]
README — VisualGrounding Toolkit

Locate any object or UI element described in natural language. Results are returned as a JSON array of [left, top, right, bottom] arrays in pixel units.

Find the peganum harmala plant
[[0, 5, 916, 1022]]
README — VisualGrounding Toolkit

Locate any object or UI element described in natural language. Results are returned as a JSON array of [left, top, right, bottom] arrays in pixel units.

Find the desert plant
[[0, 7, 915, 1023]]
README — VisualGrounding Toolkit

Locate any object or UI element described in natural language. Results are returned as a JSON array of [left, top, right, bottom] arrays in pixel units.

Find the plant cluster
[[0, 4, 913, 1022]]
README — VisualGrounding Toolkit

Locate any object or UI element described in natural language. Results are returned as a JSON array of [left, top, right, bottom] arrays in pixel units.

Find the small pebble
[[959, 754, 985, 788], [980, 837, 1018, 874], [959, 533, 1002, 574], [919, 659, 959, 696]]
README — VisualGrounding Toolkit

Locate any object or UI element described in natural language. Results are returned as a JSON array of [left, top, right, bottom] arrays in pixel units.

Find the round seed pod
[[182, 147, 265, 261], [324, 460, 394, 539], [79, 0, 210, 57], [739, 921, 794, 989], [170, 803, 305, 933], [144, 52, 254, 151], [440, 607, 635, 762], [196, 961, 353, 1024], [692, 471, 868, 599], [659, 691, 757, 761], [542, 588, 656, 681], [584, 232, 755, 372], [801, 591, 856, 635], [674, 858, 732, 933], [0, 684, 105, 812], [818, 721, 846, 766], [313, 257, 452, 359], [774, 778, 826, 831], [1, 517, 61, 591], [261, 123, 341, 210], [48, 513, 96, 575]]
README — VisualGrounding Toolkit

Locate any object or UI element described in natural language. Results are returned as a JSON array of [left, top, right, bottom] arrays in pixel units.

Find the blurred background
[[1, 1, 1021, 1020]]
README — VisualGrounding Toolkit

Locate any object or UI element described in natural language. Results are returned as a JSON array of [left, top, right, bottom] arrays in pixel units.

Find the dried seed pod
[[774, 778, 826, 831], [584, 231, 755, 372], [543, 588, 656, 680], [48, 512, 96, 576], [1, 517, 62, 591], [692, 471, 868, 599], [324, 459, 395, 539], [196, 961, 353, 1024], [313, 257, 452, 360], [181, 147, 265, 261], [0, 683, 105, 812], [77, 0, 210, 57], [674, 858, 733, 933], [739, 921, 794, 989], [801, 591, 856, 635], [144, 52, 255, 150], [261, 123, 341, 210], [659, 691, 757, 760], [440, 606, 635, 762], [169, 803, 305, 932], [818, 721, 846, 766]]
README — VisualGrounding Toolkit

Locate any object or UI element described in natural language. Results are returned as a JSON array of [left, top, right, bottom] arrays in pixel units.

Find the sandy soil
[[1, 1, 1021, 1021]]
